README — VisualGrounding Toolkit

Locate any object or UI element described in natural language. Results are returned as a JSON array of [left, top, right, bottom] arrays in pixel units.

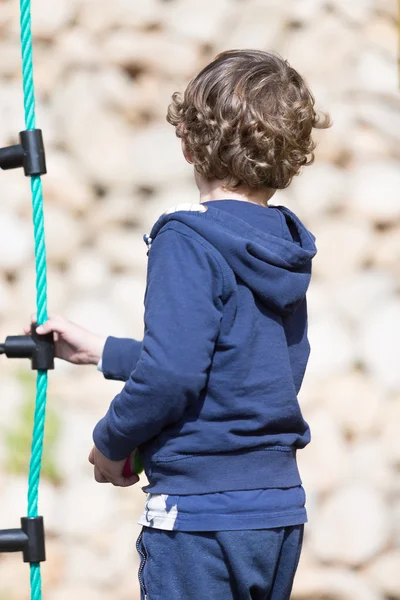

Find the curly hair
[[167, 50, 330, 192]]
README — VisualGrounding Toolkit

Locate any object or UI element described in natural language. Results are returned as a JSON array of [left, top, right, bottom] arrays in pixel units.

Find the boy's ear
[[181, 139, 193, 165]]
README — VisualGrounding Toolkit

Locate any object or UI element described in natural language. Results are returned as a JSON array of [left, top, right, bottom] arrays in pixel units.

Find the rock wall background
[[0, 0, 399, 598]]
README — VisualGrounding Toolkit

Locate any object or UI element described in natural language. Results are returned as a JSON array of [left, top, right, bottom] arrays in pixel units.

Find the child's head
[[167, 50, 330, 196]]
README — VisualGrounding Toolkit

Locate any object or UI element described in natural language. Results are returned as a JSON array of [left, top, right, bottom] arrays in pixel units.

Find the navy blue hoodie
[[93, 200, 316, 495]]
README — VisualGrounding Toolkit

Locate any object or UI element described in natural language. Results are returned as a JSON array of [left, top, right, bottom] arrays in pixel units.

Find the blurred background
[[0, 0, 399, 598]]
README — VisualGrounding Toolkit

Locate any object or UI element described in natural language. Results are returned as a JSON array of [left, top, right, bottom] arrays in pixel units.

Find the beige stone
[[329, 270, 397, 324], [282, 15, 358, 85], [129, 124, 192, 187], [163, 0, 232, 43], [40, 538, 65, 589], [347, 439, 394, 492], [52, 72, 135, 188], [365, 551, 400, 597], [0, 213, 32, 272], [311, 217, 374, 279], [0, 85, 26, 150], [48, 586, 108, 600], [309, 99, 354, 163], [109, 275, 146, 336], [349, 161, 400, 223], [64, 521, 138, 586], [104, 31, 200, 78], [365, 16, 398, 54], [323, 372, 383, 438], [141, 184, 198, 231], [307, 314, 356, 378], [32, 50, 65, 97], [357, 49, 397, 93], [9, 266, 69, 319], [68, 251, 109, 293], [66, 298, 127, 338], [55, 409, 105, 485], [305, 280, 334, 317], [0, 278, 13, 317], [0, 478, 59, 536], [0, 169, 31, 215], [0, 553, 30, 599], [31, 0, 76, 38], [349, 125, 391, 161], [93, 68, 138, 118], [56, 28, 103, 69], [309, 484, 391, 566], [297, 410, 349, 493], [119, 73, 177, 124], [0, 42, 21, 78], [282, 0, 327, 21], [289, 163, 346, 221], [223, 1, 284, 50], [55, 476, 120, 537], [44, 205, 84, 264], [0, 2, 15, 32], [293, 566, 383, 600], [42, 151, 94, 213], [358, 100, 400, 146], [380, 398, 400, 464], [90, 189, 140, 231], [51, 370, 122, 412], [360, 301, 400, 392], [392, 501, 400, 555], [373, 228, 400, 276], [77, 0, 160, 34], [335, 0, 375, 23], [0, 477, 30, 530], [0, 378, 24, 444], [96, 229, 148, 273]]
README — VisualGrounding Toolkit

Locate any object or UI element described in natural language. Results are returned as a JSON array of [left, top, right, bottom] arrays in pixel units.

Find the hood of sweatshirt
[[148, 199, 317, 316]]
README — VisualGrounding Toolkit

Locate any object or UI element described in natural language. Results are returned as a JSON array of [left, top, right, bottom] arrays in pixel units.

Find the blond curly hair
[[167, 50, 330, 192]]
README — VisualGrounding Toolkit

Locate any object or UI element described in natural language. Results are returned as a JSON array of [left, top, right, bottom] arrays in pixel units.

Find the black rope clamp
[[0, 129, 47, 176], [0, 517, 46, 563], [0, 323, 54, 370]]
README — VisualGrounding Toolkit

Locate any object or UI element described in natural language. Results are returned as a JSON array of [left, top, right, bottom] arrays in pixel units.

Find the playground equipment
[[0, 0, 147, 596], [0, 1, 53, 599]]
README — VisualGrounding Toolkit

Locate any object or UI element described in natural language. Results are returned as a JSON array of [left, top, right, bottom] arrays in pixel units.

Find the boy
[[33, 50, 329, 599]]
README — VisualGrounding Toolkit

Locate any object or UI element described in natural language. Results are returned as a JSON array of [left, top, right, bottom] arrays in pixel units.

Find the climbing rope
[[20, 0, 49, 597]]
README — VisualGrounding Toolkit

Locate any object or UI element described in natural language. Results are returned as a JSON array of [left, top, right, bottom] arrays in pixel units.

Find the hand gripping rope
[[0, 0, 54, 597]]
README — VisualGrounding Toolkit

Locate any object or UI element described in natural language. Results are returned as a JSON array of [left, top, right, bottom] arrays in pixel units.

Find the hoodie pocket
[[136, 530, 149, 599]]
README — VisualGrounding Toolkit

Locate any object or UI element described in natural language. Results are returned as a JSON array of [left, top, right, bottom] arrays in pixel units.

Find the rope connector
[[0, 323, 54, 370], [0, 517, 46, 563], [0, 129, 47, 176]]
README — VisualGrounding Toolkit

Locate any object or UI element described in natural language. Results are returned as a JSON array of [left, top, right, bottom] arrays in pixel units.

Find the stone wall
[[0, 0, 399, 598]]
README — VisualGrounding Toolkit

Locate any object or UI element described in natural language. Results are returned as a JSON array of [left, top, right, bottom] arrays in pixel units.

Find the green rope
[[19, 0, 49, 597]]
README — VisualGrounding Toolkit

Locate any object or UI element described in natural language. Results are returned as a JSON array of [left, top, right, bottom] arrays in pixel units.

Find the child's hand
[[88, 446, 140, 487], [24, 314, 106, 365]]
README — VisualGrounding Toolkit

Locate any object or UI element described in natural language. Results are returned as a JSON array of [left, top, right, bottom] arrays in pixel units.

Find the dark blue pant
[[137, 525, 304, 599]]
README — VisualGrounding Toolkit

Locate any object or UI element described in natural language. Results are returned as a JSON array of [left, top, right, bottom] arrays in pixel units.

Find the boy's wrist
[[88, 335, 107, 365]]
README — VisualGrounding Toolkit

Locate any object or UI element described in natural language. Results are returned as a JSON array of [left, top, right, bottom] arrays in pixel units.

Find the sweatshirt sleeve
[[100, 336, 143, 382], [93, 227, 224, 460]]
